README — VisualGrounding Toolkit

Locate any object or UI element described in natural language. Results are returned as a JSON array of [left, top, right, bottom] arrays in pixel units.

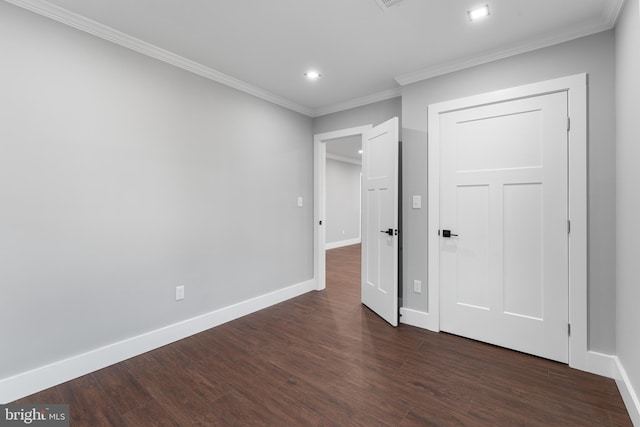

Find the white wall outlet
[[412, 195, 422, 209], [175, 285, 185, 301], [413, 280, 422, 293], [297, 196, 303, 207]]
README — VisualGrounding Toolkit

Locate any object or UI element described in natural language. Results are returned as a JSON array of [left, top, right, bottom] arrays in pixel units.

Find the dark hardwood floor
[[15, 244, 632, 426]]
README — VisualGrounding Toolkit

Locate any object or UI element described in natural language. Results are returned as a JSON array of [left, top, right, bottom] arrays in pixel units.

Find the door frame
[[314, 125, 372, 291], [427, 73, 588, 370]]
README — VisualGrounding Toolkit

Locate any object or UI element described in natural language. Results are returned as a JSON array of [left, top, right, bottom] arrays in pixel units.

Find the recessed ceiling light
[[468, 4, 490, 22], [358, 149, 363, 155], [305, 71, 321, 80]]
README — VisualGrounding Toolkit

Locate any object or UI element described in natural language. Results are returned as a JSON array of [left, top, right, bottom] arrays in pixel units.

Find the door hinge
[[567, 117, 571, 131], [568, 219, 571, 234], [568, 324, 571, 336]]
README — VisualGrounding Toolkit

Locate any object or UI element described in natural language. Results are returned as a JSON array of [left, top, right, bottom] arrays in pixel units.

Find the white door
[[439, 92, 569, 362], [361, 117, 399, 326]]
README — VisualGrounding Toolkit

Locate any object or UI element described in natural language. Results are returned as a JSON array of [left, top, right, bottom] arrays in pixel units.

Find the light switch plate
[[413, 280, 422, 293], [412, 195, 422, 209], [297, 196, 303, 207]]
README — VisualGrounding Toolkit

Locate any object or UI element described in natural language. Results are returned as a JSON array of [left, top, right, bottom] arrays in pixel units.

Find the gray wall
[[401, 30, 616, 355], [325, 158, 361, 245], [615, 0, 640, 406], [0, 2, 313, 379], [313, 97, 402, 136]]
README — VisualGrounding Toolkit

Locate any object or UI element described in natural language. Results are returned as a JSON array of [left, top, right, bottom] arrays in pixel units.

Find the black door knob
[[380, 228, 394, 236], [441, 229, 458, 238]]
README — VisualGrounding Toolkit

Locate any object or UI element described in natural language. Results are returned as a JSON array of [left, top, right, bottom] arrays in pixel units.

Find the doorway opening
[[323, 136, 364, 306], [314, 118, 401, 326], [325, 136, 363, 251], [313, 126, 370, 292]]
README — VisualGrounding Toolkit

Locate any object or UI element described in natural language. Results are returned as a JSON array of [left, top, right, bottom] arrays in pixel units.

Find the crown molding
[[7, 0, 624, 118], [311, 87, 402, 118], [326, 153, 362, 166], [602, 0, 626, 27], [395, 14, 622, 87], [4, 0, 315, 117]]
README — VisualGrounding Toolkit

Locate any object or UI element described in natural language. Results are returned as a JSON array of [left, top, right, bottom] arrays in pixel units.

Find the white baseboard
[[325, 237, 361, 250], [547, 351, 639, 425], [0, 279, 316, 404], [614, 356, 640, 426], [585, 350, 617, 378], [399, 307, 439, 332]]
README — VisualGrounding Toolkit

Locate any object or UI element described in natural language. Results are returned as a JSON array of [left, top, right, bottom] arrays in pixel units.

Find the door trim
[[314, 125, 371, 291], [427, 73, 588, 370]]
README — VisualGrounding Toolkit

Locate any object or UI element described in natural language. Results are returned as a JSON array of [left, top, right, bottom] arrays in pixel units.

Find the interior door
[[439, 92, 569, 362], [361, 117, 399, 326]]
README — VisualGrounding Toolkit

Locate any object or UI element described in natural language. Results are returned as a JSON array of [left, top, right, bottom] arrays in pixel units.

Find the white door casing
[[361, 117, 400, 326], [428, 74, 588, 370], [314, 125, 371, 291], [440, 92, 569, 363]]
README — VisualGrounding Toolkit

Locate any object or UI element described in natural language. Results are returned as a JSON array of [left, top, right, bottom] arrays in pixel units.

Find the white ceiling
[[7, 0, 624, 117]]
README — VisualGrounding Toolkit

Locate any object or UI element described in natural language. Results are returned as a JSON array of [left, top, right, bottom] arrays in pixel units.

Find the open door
[[361, 117, 399, 326]]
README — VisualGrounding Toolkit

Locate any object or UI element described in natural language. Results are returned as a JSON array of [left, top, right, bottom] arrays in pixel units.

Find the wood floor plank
[[149, 344, 231, 402], [400, 407, 483, 427], [207, 390, 281, 427], [122, 353, 231, 426], [58, 374, 127, 427], [91, 363, 153, 414], [12, 244, 633, 426], [120, 399, 181, 427], [227, 381, 332, 426], [14, 385, 65, 405], [276, 375, 355, 425]]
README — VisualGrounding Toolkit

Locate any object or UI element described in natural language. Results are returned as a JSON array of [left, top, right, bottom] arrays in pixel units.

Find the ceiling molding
[[311, 87, 402, 118], [326, 153, 362, 166], [5, 0, 315, 117], [6, 0, 624, 118], [395, 15, 621, 87], [602, 0, 626, 27], [374, 0, 404, 12]]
